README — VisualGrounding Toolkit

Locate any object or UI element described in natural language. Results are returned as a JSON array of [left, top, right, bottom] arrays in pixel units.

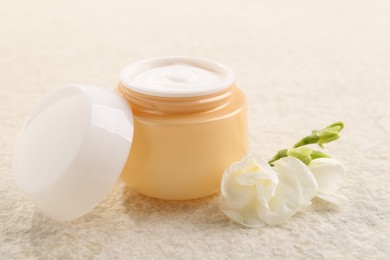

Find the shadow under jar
[[118, 57, 248, 200]]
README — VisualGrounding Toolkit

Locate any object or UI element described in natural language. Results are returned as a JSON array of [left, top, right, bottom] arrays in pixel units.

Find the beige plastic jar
[[118, 57, 248, 200]]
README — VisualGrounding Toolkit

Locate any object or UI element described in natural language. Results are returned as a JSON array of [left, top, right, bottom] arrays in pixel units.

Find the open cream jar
[[12, 57, 248, 221], [118, 57, 248, 200]]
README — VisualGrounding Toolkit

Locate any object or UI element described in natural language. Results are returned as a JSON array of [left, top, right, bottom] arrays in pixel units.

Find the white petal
[[253, 158, 279, 206], [317, 193, 349, 205], [309, 158, 345, 195], [256, 157, 279, 176], [221, 198, 265, 228], [234, 172, 277, 209], [226, 155, 260, 176], [255, 181, 274, 209], [221, 155, 278, 209], [220, 156, 257, 208], [257, 160, 304, 225], [235, 171, 275, 186], [273, 157, 318, 206], [222, 175, 255, 209]]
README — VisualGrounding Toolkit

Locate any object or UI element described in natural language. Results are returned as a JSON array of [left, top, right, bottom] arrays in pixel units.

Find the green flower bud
[[293, 134, 319, 148], [326, 121, 344, 132], [310, 150, 331, 160], [294, 121, 344, 148], [287, 147, 313, 165], [318, 130, 340, 147]]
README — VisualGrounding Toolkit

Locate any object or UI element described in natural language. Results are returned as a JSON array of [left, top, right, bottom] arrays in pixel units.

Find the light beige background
[[1, 0, 389, 259]]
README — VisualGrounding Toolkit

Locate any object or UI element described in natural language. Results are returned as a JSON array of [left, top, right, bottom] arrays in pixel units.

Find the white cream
[[120, 57, 235, 97]]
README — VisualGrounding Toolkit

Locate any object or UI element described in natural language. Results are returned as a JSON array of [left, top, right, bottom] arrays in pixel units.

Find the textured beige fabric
[[1, 0, 390, 259]]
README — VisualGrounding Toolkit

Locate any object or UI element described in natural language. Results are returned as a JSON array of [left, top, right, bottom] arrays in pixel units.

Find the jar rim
[[119, 56, 235, 98]]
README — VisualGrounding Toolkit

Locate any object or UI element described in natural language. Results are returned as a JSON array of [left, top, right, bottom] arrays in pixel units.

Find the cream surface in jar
[[118, 57, 248, 200]]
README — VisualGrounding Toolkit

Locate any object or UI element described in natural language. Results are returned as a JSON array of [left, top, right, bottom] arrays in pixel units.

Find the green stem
[[268, 149, 288, 165], [268, 121, 343, 166]]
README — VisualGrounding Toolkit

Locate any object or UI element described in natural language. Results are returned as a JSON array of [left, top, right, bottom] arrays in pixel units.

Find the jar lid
[[12, 84, 134, 221]]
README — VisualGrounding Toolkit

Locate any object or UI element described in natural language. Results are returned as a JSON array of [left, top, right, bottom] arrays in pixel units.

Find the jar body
[[119, 85, 248, 200]]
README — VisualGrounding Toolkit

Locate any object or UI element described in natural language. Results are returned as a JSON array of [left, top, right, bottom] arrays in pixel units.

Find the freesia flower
[[221, 155, 317, 227], [220, 122, 347, 227], [309, 158, 348, 204]]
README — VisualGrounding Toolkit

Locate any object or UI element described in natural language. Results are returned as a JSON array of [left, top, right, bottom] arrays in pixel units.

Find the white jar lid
[[120, 56, 235, 97], [12, 84, 134, 221]]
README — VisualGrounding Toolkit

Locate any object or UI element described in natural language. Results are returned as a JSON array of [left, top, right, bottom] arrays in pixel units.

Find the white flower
[[221, 155, 317, 227], [309, 158, 348, 204]]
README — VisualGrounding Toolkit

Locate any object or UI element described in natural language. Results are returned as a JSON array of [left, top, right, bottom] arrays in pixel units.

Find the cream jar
[[118, 57, 248, 200], [12, 57, 248, 221]]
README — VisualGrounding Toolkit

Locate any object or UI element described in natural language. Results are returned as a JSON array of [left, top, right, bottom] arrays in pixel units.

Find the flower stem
[[268, 149, 288, 165], [267, 121, 343, 166]]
